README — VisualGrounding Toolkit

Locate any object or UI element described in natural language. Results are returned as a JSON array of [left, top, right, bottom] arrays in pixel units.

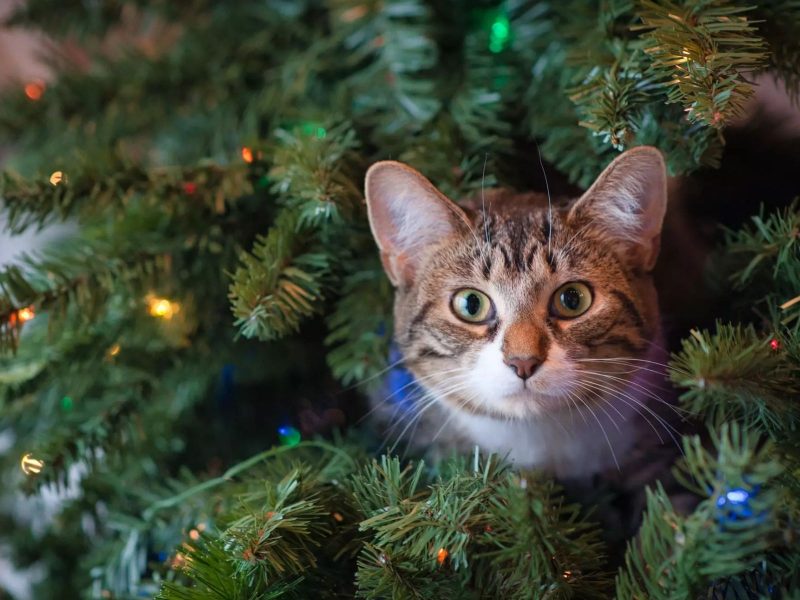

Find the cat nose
[[503, 356, 542, 380]]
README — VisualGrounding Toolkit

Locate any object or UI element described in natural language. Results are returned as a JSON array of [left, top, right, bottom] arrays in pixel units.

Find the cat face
[[365, 148, 667, 422]]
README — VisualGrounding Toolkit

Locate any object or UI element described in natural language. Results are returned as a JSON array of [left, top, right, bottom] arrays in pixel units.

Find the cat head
[[365, 147, 667, 420]]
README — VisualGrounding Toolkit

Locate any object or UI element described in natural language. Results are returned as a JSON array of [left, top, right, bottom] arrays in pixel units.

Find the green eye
[[451, 289, 494, 323], [551, 282, 593, 318]]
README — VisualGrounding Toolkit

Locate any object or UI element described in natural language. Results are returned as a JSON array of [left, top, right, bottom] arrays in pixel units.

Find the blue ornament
[[715, 484, 766, 527], [383, 343, 421, 414]]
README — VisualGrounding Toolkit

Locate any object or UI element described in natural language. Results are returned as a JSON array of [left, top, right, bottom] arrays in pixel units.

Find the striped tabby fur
[[365, 147, 672, 478]]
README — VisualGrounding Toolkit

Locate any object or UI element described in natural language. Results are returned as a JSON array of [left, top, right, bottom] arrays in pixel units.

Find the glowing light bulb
[[241, 146, 254, 163], [20, 453, 45, 475], [489, 14, 511, 53], [147, 296, 179, 319], [436, 547, 449, 565], [24, 81, 45, 101], [277, 425, 301, 447], [17, 306, 35, 323], [50, 171, 65, 186]]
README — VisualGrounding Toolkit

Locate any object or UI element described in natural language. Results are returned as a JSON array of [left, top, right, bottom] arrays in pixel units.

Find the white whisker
[[534, 139, 553, 255]]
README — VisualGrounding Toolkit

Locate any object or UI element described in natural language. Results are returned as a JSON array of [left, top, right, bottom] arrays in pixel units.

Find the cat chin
[[475, 390, 568, 420]]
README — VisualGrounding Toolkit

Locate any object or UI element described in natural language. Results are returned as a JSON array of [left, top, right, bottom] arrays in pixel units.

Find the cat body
[[366, 148, 671, 479]]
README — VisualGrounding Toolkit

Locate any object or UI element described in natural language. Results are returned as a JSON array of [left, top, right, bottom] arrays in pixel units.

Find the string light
[[436, 547, 449, 565], [277, 425, 301, 447], [488, 13, 511, 53], [108, 343, 121, 358], [241, 146, 254, 163], [20, 453, 45, 475], [17, 306, 35, 323], [332, 512, 344, 522], [24, 81, 45, 101], [147, 295, 180, 319], [49, 171, 65, 186], [300, 123, 327, 139], [770, 338, 781, 352], [171, 552, 186, 569], [188, 529, 200, 541], [182, 182, 197, 195], [61, 396, 74, 412]]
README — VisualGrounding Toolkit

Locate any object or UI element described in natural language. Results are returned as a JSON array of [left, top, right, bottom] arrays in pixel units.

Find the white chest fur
[[451, 404, 640, 478], [448, 348, 666, 479]]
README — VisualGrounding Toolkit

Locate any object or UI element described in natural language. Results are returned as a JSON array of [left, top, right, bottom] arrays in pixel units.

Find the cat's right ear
[[365, 161, 470, 287]]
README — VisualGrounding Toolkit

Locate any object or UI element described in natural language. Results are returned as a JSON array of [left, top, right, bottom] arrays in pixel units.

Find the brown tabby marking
[[365, 147, 670, 477]]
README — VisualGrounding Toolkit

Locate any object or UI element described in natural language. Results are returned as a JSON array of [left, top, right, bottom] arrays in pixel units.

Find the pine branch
[[352, 452, 609, 598], [325, 258, 393, 387], [229, 123, 364, 342], [0, 2, 330, 173], [636, 0, 768, 128], [228, 209, 333, 341], [332, 0, 441, 142], [616, 423, 792, 599], [151, 442, 363, 599], [0, 208, 181, 354], [567, 1, 655, 151], [571, 50, 654, 150], [476, 470, 610, 598], [268, 123, 363, 228], [158, 535, 300, 600], [5, 0, 154, 37], [0, 162, 251, 235], [669, 322, 800, 437], [748, 1, 800, 101], [726, 200, 800, 287]]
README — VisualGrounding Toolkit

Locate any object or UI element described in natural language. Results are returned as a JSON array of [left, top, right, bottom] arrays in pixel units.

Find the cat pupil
[[561, 288, 581, 310], [466, 294, 481, 315]]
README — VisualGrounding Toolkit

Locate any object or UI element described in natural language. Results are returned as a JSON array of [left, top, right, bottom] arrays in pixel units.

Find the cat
[[365, 146, 676, 479]]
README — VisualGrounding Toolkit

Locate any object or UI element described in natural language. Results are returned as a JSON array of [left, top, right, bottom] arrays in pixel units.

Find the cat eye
[[451, 288, 495, 323], [551, 282, 593, 319]]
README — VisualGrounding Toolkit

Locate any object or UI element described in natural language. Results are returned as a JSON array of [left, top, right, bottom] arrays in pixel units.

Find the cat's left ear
[[568, 146, 667, 272]]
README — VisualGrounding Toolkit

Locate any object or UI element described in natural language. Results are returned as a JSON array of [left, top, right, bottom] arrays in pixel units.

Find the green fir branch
[[268, 123, 363, 228], [748, 1, 800, 100], [726, 200, 800, 287], [0, 162, 251, 235], [636, 0, 768, 128], [325, 259, 393, 387], [228, 209, 333, 341], [333, 0, 441, 142], [669, 322, 800, 436], [617, 423, 791, 599]]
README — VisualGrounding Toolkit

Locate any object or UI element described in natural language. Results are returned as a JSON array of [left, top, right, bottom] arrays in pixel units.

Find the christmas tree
[[1, 1, 799, 598]]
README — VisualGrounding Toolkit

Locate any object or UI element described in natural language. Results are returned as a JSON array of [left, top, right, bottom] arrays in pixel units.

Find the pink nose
[[503, 356, 542, 380]]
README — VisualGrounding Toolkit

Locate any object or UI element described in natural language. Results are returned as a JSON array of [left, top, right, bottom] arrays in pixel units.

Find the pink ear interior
[[365, 161, 469, 286], [568, 146, 668, 271]]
